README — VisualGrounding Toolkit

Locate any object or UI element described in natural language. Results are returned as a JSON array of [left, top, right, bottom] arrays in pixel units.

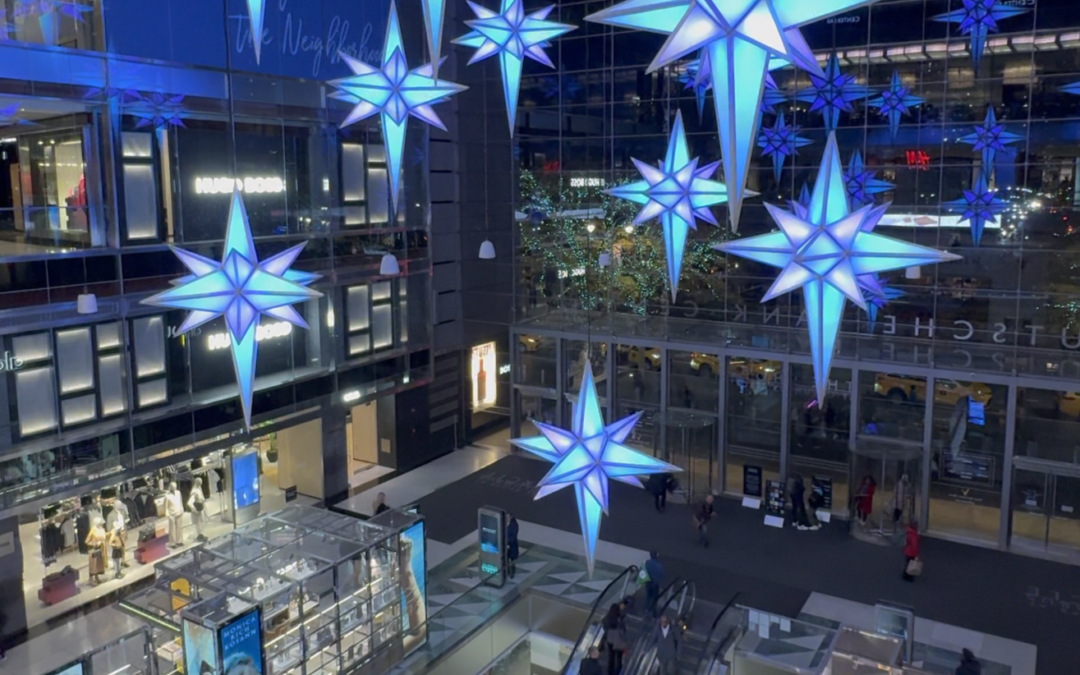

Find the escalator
[[620, 578, 698, 675], [694, 596, 746, 675]]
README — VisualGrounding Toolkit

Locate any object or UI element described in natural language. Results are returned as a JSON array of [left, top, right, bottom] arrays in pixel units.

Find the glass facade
[[510, 0, 1080, 561]]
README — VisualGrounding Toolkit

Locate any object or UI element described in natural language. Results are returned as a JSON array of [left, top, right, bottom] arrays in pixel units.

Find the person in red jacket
[[902, 521, 921, 581]]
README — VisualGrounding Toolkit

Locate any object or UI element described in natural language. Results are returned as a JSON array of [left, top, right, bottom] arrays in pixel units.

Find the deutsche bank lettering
[[207, 321, 293, 351], [195, 176, 285, 195]]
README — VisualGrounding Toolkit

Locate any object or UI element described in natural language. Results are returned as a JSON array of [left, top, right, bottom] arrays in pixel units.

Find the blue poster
[[183, 619, 219, 675], [219, 608, 264, 675], [232, 453, 260, 510], [400, 521, 427, 655]]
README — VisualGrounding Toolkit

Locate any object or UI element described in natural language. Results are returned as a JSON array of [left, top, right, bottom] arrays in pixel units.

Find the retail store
[[23, 415, 327, 630], [116, 504, 426, 675]]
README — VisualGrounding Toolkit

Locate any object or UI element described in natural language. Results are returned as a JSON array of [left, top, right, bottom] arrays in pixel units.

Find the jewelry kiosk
[[118, 504, 427, 675]]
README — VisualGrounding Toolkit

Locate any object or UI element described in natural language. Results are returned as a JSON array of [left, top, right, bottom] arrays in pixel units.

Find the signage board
[[284, 486, 298, 502], [218, 608, 264, 675], [400, 520, 428, 656], [471, 342, 497, 411], [478, 506, 506, 587], [812, 476, 833, 511], [765, 480, 786, 517], [183, 618, 219, 675], [742, 465, 763, 497]]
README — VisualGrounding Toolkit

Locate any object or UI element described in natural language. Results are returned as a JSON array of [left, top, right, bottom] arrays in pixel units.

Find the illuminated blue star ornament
[[141, 192, 322, 429], [796, 53, 872, 133], [758, 114, 810, 183], [511, 363, 680, 574], [330, 1, 467, 213], [587, 0, 884, 232], [607, 110, 736, 301], [716, 133, 960, 403], [246, 0, 265, 64], [454, 0, 576, 135], [943, 173, 1006, 246], [934, 0, 1028, 68], [868, 70, 923, 139], [844, 150, 894, 207], [960, 107, 1021, 173]]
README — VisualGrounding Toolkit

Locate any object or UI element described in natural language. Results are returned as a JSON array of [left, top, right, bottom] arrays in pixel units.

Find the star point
[[934, 0, 1029, 68], [141, 191, 322, 429], [510, 363, 679, 574], [867, 70, 923, 139], [246, 0, 266, 64]]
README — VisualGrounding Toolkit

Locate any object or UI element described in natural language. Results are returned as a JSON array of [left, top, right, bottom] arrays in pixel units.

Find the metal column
[[659, 346, 668, 456], [717, 354, 727, 493], [779, 362, 791, 481], [920, 375, 935, 529], [999, 382, 1018, 549], [555, 336, 564, 428]]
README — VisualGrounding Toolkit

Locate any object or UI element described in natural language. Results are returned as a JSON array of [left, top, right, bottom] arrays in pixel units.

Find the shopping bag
[[906, 558, 923, 577], [637, 564, 650, 586]]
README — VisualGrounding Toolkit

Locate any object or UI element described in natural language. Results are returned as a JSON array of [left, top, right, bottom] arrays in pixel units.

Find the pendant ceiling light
[[479, 239, 496, 259], [380, 253, 400, 276]]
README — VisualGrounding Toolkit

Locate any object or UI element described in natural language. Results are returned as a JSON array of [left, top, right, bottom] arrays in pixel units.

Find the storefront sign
[[812, 476, 833, 510], [400, 520, 428, 656], [284, 485, 298, 502], [742, 464, 762, 497], [195, 176, 285, 195], [478, 507, 506, 588], [0, 351, 24, 372], [206, 320, 292, 351], [471, 341, 497, 411]]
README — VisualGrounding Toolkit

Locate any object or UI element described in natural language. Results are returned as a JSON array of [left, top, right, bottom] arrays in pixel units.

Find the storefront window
[[858, 371, 926, 442], [565, 339, 606, 391], [615, 343, 660, 406], [1015, 387, 1080, 464], [927, 380, 1007, 544], [788, 365, 851, 513], [669, 350, 719, 412], [516, 334, 556, 388], [724, 356, 782, 495], [516, 391, 557, 429]]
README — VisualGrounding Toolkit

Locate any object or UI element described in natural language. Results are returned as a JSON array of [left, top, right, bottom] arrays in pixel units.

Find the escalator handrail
[[558, 564, 639, 675], [622, 578, 692, 675], [698, 592, 745, 675], [676, 580, 697, 626]]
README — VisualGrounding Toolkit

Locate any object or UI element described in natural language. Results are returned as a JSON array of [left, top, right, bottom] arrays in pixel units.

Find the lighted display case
[[121, 504, 426, 675]]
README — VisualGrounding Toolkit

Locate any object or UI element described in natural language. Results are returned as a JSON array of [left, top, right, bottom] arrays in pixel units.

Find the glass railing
[[558, 564, 639, 675], [695, 593, 743, 675], [621, 578, 696, 675]]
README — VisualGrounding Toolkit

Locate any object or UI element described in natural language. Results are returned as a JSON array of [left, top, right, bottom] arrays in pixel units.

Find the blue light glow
[[454, 0, 576, 136], [422, 0, 447, 77], [716, 132, 960, 403], [758, 114, 811, 183], [867, 70, 923, 139], [1062, 81, 1080, 96], [510, 363, 680, 574], [795, 53, 872, 133], [844, 150, 894, 207], [246, 0, 266, 65], [586, 0, 883, 232], [330, 1, 467, 213], [606, 110, 735, 301], [960, 106, 1022, 174], [933, 0, 1028, 68], [860, 274, 904, 329], [942, 172, 1006, 246], [141, 191, 322, 429]]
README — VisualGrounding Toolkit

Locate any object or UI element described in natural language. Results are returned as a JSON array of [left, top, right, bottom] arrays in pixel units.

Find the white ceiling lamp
[[479, 239, 496, 259], [380, 253, 400, 275], [598, 252, 611, 268], [905, 266, 921, 279], [76, 293, 98, 314]]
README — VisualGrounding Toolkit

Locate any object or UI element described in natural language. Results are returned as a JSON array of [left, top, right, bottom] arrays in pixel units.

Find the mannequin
[[108, 523, 125, 579], [166, 481, 185, 548], [188, 476, 208, 543], [85, 517, 107, 585]]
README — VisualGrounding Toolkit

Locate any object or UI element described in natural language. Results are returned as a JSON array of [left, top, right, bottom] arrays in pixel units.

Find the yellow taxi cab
[[618, 345, 662, 371], [1056, 392, 1080, 418], [689, 352, 720, 376], [518, 335, 543, 352], [874, 373, 992, 405]]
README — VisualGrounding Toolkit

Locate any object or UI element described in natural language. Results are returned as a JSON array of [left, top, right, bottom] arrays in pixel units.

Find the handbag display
[[906, 558, 923, 577]]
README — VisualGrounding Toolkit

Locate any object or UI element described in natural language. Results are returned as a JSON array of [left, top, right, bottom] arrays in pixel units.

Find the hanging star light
[[422, 0, 447, 78], [586, 0, 884, 232], [959, 107, 1022, 173], [510, 363, 680, 574], [330, 1, 467, 213], [933, 0, 1028, 68], [758, 114, 811, 183], [762, 74, 787, 114], [788, 182, 811, 212], [679, 53, 712, 120], [844, 150, 894, 207], [715, 132, 960, 403], [141, 192, 322, 429], [606, 110, 736, 301], [795, 53, 873, 133], [942, 172, 1006, 246], [454, 0, 576, 136], [860, 274, 904, 330], [867, 70, 923, 140], [246, 0, 266, 64], [1062, 81, 1080, 96]]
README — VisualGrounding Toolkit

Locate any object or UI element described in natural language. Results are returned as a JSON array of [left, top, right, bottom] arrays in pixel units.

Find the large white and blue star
[[142, 191, 322, 429], [716, 132, 960, 404], [511, 363, 680, 574], [330, 1, 467, 213], [454, 0, 576, 135], [607, 111, 736, 301], [586, 0, 883, 232]]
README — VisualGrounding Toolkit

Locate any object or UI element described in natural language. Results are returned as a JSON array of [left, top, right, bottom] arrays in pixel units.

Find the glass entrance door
[[850, 438, 922, 540], [1009, 465, 1080, 560]]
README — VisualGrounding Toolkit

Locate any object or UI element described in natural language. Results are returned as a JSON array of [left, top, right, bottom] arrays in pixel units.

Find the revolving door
[[850, 437, 922, 540]]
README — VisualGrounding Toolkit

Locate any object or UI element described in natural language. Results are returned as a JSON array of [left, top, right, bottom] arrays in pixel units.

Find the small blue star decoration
[[607, 110, 735, 301], [758, 114, 811, 183], [960, 107, 1022, 175], [844, 150, 894, 207], [867, 70, 923, 140], [330, 1, 467, 213], [860, 274, 904, 330], [142, 191, 322, 428], [934, 0, 1029, 68], [511, 363, 680, 574], [716, 132, 960, 403], [796, 54, 873, 133], [455, 0, 576, 136], [943, 172, 1006, 246]]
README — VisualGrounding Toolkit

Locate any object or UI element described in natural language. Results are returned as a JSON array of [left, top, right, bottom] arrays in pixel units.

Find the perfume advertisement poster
[[219, 608, 264, 675], [183, 619, 219, 675], [400, 521, 428, 655]]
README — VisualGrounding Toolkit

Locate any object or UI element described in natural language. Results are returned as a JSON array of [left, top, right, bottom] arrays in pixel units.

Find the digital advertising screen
[[967, 398, 986, 426], [218, 608, 264, 675], [400, 520, 428, 656], [232, 452, 260, 510], [183, 618, 219, 675]]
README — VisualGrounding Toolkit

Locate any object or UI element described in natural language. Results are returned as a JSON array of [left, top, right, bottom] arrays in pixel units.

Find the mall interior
[[0, 0, 1078, 674]]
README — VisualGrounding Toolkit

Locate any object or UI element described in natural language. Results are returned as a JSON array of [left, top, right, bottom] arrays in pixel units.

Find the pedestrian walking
[[644, 551, 664, 617], [647, 473, 674, 512], [955, 648, 981, 675], [650, 615, 679, 675], [694, 494, 716, 547], [580, 647, 603, 675], [506, 512, 520, 579], [902, 521, 922, 581], [789, 474, 809, 529], [604, 602, 628, 675]]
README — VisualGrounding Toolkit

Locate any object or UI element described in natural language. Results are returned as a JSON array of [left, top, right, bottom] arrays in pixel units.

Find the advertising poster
[[742, 465, 763, 497], [811, 476, 833, 510], [183, 618, 219, 675], [218, 608, 264, 675], [232, 453, 261, 510], [471, 342, 497, 411], [765, 480, 786, 517], [400, 521, 428, 656], [49, 664, 84, 675], [478, 508, 506, 585]]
